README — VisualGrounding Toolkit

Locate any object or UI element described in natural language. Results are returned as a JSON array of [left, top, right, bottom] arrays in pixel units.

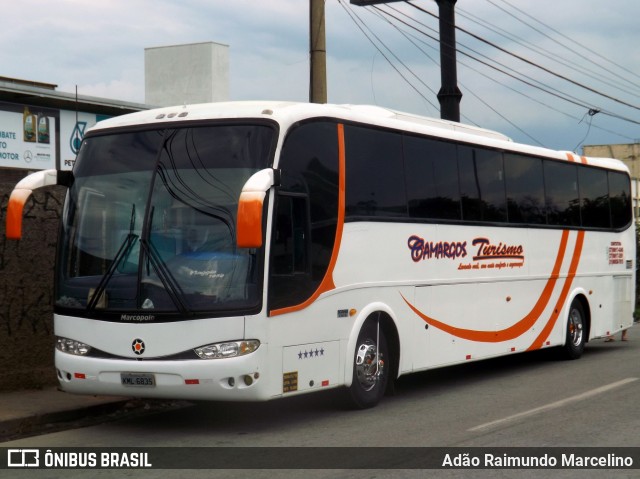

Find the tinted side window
[[505, 154, 545, 224], [404, 136, 460, 220], [609, 171, 632, 228], [544, 161, 580, 226], [458, 146, 482, 221], [458, 146, 506, 222], [345, 125, 408, 218], [579, 167, 610, 228], [271, 195, 309, 275], [271, 122, 339, 311]]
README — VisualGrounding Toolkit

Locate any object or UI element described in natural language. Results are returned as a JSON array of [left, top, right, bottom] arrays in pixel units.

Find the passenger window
[[404, 135, 461, 220], [345, 125, 408, 218], [458, 146, 506, 222], [579, 167, 610, 228], [505, 154, 545, 224], [544, 161, 580, 227], [609, 171, 632, 228]]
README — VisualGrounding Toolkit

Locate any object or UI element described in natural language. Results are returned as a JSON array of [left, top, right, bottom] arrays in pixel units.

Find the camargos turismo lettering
[[472, 237, 524, 261], [407, 235, 525, 264], [407, 235, 467, 262]]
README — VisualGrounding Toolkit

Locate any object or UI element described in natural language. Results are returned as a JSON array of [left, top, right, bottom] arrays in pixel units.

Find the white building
[[0, 42, 230, 173]]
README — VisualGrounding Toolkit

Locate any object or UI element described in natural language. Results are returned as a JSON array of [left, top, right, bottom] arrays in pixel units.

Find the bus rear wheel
[[562, 299, 586, 360], [348, 320, 389, 409]]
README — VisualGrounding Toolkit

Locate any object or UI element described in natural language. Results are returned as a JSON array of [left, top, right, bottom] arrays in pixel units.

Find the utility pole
[[350, 0, 462, 122], [435, 0, 462, 122], [310, 0, 327, 103]]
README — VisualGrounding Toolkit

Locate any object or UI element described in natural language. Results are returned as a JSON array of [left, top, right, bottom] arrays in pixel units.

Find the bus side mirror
[[236, 168, 279, 248], [5, 169, 73, 240]]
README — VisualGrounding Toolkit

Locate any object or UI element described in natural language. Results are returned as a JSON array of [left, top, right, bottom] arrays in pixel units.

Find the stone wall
[[0, 168, 66, 391]]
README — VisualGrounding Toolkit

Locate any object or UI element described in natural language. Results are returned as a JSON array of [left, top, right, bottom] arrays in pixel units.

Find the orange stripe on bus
[[270, 123, 346, 317], [526, 230, 585, 351], [565, 152, 588, 165], [402, 230, 571, 342]]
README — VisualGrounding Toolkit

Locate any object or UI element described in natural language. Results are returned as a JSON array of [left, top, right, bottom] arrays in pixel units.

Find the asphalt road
[[3, 326, 639, 479]]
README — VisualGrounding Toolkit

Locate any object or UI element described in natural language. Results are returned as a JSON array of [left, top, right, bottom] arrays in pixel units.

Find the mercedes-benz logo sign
[[132, 338, 145, 355], [23, 150, 33, 163]]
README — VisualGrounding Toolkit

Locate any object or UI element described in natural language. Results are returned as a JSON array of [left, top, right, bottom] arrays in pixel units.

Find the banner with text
[[0, 101, 110, 171], [0, 105, 57, 169]]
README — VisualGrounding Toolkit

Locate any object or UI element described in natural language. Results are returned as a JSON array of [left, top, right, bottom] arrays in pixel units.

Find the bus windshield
[[56, 123, 275, 318]]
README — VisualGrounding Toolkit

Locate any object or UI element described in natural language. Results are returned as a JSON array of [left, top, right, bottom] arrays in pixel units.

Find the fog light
[[243, 375, 253, 386]]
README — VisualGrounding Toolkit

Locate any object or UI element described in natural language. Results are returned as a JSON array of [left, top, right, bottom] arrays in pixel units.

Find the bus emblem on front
[[132, 339, 146, 355]]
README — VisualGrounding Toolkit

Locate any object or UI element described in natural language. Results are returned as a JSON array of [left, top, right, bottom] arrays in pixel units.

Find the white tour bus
[[6, 102, 635, 408]]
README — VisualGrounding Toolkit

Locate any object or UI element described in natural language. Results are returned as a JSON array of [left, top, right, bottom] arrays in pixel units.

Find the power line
[[379, 5, 600, 115], [375, 2, 640, 131], [407, 1, 640, 114], [367, 6, 480, 126], [372, 4, 542, 144], [337, 0, 440, 114], [493, 0, 640, 87], [455, 5, 640, 98], [343, 0, 639, 143]]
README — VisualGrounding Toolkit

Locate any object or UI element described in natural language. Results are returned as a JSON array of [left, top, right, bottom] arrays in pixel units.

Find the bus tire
[[348, 320, 389, 409], [562, 299, 586, 360]]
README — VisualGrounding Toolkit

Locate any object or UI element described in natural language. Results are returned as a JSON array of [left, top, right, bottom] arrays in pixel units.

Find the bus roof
[[91, 101, 510, 139], [89, 101, 628, 173]]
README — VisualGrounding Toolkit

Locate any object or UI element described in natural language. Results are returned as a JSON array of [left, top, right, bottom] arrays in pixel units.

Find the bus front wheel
[[348, 320, 389, 409], [562, 299, 586, 360]]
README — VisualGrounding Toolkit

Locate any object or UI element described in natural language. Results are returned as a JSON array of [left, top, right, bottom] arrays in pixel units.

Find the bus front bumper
[[54, 346, 273, 402]]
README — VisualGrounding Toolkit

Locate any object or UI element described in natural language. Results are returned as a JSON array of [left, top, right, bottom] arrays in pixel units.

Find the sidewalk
[[0, 387, 132, 442]]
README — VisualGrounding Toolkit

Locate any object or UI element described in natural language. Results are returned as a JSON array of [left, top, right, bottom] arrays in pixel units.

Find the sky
[[3, 0, 640, 152]]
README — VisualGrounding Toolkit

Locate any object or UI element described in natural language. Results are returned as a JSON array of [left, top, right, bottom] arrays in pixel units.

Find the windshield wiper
[[87, 205, 138, 311], [139, 238, 190, 315]]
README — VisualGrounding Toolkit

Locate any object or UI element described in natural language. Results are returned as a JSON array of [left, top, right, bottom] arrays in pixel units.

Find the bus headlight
[[56, 337, 92, 356], [194, 340, 260, 359]]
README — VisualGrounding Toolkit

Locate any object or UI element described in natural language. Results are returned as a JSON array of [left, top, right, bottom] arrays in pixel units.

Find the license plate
[[121, 372, 155, 387]]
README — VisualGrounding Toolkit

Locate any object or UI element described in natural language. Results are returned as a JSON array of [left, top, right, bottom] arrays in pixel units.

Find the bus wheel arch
[[574, 293, 591, 341], [378, 311, 400, 396], [561, 294, 590, 360], [347, 310, 400, 408]]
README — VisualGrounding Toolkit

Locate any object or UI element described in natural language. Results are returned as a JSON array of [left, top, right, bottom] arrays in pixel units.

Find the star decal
[[297, 348, 326, 359]]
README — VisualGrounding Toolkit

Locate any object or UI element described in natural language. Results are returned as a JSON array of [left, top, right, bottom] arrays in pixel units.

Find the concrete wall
[[0, 169, 65, 391], [583, 143, 640, 178], [145, 42, 229, 107]]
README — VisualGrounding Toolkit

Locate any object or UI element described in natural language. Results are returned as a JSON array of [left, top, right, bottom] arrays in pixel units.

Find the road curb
[[0, 399, 130, 442]]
